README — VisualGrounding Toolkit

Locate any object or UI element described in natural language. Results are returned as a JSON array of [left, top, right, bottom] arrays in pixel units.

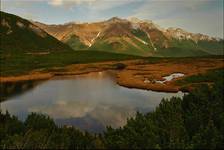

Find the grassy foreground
[[177, 69, 224, 85], [0, 50, 140, 76], [1, 48, 222, 77], [1, 78, 223, 149]]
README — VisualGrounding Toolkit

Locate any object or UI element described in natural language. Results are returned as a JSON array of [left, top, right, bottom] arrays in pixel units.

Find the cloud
[[2, 0, 223, 38], [47, 0, 135, 11], [48, 0, 97, 7], [88, 0, 136, 11], [129, 0, 223, 38], [131, 0, 211, 20], [29, 100, 136, 128], [1, 0, 35, 9], [48, 0, 63, 6], [22, 13, 39, 20]]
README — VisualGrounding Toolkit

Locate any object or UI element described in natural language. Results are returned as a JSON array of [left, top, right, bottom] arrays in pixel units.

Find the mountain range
[[33, 17, 223, 57], [1, 11, 223, 57]]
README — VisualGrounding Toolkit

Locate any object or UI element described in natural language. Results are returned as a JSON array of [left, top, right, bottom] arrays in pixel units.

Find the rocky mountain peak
[[106, 17, 127, 24]]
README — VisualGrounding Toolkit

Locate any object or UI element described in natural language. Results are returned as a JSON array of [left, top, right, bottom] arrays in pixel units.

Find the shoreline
[[1, 58, 223, 93], [0, 73, 53, 83], [0, 70, 184, 93]]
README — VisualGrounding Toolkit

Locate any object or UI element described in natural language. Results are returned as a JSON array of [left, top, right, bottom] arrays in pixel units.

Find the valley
[[0, 8, 224, 149], [0, 10, 223, 112], [1, 11, 223, 93], [1, 57, 223, 93]]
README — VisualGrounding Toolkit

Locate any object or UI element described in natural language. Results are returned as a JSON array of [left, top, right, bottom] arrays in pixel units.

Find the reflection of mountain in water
[[0, 80, 43, 102], [1, 72, 185, 133], [55, 114, 105, 133]]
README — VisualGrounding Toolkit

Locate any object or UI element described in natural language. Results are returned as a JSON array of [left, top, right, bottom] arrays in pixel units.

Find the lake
[[0, 71, 185, 133]]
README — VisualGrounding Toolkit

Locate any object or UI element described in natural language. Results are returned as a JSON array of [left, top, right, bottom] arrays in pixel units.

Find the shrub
[[113, 63, 126, 70]]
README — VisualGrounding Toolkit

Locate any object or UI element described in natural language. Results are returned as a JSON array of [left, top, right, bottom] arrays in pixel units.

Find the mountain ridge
[[33, 17, 222, 41], [1, 11, 223, 57], [32, 16, 223, 57]]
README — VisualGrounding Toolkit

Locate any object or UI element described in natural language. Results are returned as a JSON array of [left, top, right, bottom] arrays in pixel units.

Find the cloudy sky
[[1, 0, 223, 38]]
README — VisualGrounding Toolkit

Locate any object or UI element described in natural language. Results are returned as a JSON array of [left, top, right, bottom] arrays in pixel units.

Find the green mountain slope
[[0, 11, 72, 53], [197, 40, 224, 55], [33, 17, 223, 57], [65, 35, 88, 50], [2, 12, 223, 57], [162, 38, 224, 56], [0, 12, 139, 76], [88, 37, 154, 56], [154, 47, 210, 57], [88, 23, 155, 56]]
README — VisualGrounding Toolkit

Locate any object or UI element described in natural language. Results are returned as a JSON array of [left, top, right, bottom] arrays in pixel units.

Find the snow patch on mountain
[[29, 24, 47, 38], [146, 33, 157, 51], [165, 27, 220, 42], [16, 21, 25, 28], [89, 31, 101, 47], [135, 37, 149, 45], [131, 23, 140, 30]]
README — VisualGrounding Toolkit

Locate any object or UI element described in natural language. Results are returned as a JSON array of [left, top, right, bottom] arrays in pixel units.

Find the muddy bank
[[1, 58, 223, 92], [0, 73, 53, 83], [116, 58, 224, 92], [0, 60, 140, 82]]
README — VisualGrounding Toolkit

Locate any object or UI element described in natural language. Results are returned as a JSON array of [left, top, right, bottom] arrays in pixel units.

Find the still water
[[0, 71, 185, 133]]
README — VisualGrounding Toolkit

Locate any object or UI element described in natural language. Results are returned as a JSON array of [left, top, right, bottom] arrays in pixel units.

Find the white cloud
[[49, 0, 63, 6], [2, 0, 223, 38], [48, 0, 97, 7], [131, 0, 209, 20], [88, 0, 135, 11], [130, 0, 223, 38], [47, 0, 135, 10]]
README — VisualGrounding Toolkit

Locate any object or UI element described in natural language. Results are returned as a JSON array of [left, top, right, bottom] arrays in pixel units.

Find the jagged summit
[[31, 15, 223, 57], [105, 17, 127, 24], [108, 17, 122, 21], [128, 17, 144, 23], [128, 17, 154, 25]]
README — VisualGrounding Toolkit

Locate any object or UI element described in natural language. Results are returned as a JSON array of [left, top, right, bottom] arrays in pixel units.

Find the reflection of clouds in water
[[29, 100, 136, 128], [2, 71, 185, 132], [90, 104, 136, 128], [55, 100, 67, 105], [29, 100, 95, 118]]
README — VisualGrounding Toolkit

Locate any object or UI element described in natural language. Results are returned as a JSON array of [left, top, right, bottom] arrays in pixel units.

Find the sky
[[1, 0, 223, 38]]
